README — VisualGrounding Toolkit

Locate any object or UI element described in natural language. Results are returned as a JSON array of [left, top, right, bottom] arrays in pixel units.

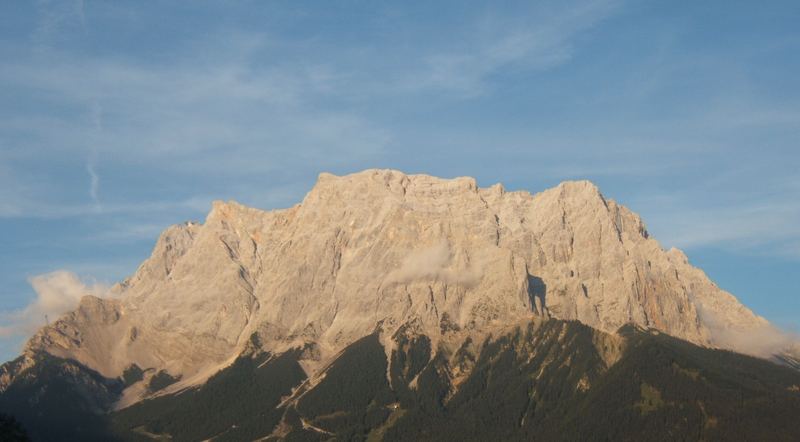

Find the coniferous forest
[[2, 319, 800, 441]]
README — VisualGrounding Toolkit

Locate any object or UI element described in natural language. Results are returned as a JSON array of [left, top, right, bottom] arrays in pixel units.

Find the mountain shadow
[[2, 319, 800, 441]]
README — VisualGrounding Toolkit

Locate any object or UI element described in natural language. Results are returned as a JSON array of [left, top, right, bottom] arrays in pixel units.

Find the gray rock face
[[17, 169, 782, 404]]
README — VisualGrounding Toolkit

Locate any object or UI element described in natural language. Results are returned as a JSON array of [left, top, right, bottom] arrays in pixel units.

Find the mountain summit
[[2, 169, 799, 441], [8, 170, 785, 393]]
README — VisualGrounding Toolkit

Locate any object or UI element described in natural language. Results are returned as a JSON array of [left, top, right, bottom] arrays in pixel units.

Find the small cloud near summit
[[0, 270, 111, 339], [385, 241, 484, 287]]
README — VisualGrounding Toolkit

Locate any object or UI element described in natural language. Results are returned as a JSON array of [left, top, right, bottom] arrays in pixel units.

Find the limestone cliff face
[[20, 169, 774, 401]]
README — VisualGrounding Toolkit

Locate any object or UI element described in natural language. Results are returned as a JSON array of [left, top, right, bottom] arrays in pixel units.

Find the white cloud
[[635, 193, 800, 258], [404, 0, 621, 96], [86, 156, 100, 208], [696, 303, 799, 358], [33, 0, 87, 48], [385, 242, 483, 287], [0, 270, 111, 338], [0, 44, 390, 223], [0, 1, 620, 225], [87, 101, 102, 210], [0, 195, 212, 220]]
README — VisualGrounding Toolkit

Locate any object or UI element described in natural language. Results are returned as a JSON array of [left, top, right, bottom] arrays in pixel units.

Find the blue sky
[[1, 0, 799, 362]]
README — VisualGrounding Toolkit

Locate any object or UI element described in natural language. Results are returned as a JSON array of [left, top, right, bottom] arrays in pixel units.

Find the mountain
[[1, 169, 798, 441], [6, 319, 800, 441], [114, 319, 800, 442]]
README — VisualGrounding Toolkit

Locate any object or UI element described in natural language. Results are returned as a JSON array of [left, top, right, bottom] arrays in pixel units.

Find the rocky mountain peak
[[14, 169, 787, 406]]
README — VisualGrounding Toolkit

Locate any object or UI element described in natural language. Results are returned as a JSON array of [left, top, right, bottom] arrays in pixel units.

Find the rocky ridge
[[7, 169, 783, 406]]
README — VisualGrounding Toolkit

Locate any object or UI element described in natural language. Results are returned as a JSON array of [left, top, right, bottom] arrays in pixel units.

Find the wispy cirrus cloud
[[0, 46, 388, 222], [629, 178, 800, 258], [1, 0, 800, 363], [405, 0, 621, 96], [0, 1, 621, 223]]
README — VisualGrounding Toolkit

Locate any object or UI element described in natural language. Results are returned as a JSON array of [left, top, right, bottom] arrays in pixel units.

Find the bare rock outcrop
[[20, 169, 783, 404]]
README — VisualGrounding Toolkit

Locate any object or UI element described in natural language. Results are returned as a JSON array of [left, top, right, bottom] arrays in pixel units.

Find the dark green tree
[[0, 413, 29, 442]]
